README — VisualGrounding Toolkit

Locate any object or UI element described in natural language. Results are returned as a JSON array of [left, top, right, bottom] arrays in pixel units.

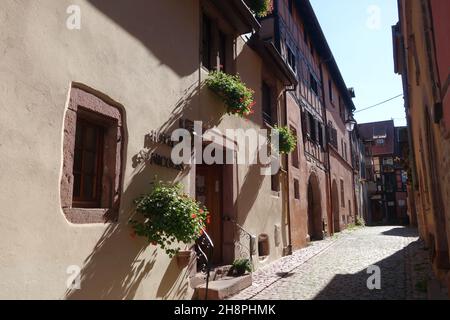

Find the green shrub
[[206, 71, 255, 117], [231, 258, 252, 276], [130, 181, 209, 257]]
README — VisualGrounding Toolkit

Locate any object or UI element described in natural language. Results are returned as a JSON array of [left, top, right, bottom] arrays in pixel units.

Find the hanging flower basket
[[130, 181, 209, 258], [176, 250, 193, 268], [206, 71, 256, 117], [245, 0, 272, 18], [273, 126, 297, 154]]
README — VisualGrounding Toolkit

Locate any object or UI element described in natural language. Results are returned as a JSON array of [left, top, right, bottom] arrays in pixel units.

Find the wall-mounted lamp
[[345, 117, 357, 132]]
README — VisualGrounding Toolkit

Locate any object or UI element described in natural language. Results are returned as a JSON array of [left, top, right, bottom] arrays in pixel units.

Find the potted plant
[[245, 0, 272, 17], [129, 181, 209, 260], [176, 248, 193, 268], [229, 258, 252, 277], [205, 71, 256, 117], [273, 126, 297, 154]]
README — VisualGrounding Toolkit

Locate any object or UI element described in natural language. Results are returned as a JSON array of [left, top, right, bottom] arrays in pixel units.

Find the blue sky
[[310, 0, 406, 126]]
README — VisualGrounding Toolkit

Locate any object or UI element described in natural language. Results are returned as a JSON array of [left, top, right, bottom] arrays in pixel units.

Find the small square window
[[294, 179, 300, 200], [271, 173, 280, 193], [290, 126, 299, 168]]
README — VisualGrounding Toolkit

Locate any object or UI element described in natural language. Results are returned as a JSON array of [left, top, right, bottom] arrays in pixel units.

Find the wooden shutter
[[315, 120, 320, 144], [301, 109, 308, 139]]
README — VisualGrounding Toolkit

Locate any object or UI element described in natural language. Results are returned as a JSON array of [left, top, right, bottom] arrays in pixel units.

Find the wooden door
[[196, 164, 223, 265]]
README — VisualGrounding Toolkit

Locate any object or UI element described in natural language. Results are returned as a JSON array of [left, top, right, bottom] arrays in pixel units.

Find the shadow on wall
[[65, 223, 155, 299], [127, 81, 224, 200], [64, 223, 195, 300], [235, 164, 265, 226], [87, 0, 199, 77], [314, 238, 418, 300], [65, 82, 225, 300]]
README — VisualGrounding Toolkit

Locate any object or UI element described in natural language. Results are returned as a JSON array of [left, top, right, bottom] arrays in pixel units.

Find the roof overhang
[[210, 0, 261, 34]]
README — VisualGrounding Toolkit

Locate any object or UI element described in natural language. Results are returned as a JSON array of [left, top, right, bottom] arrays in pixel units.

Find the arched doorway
[[332, 180, 340, 233], [307, 174, 323, 241]]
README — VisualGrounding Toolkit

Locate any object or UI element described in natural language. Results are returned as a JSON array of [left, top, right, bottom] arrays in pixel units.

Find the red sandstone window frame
[[60, 87, 124, 224]]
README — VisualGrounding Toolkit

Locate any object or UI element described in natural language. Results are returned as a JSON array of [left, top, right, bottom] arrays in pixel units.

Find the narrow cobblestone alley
[[230, 226, 448, 300]]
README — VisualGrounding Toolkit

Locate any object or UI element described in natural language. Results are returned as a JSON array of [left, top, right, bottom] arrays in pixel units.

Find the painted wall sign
[[134, 122, 195, 171]]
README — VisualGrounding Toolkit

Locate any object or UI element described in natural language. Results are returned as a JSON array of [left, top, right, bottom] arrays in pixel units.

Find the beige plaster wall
[[0, 0, 288, 299], [233, 36, 287, 267]]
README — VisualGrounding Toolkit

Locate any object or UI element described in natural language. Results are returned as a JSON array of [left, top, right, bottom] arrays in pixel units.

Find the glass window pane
[[84, 126, 97, 150], [83, 151, 96, 174], [73, 173, 81, 197], [73, 149, 82, 171], [83, 175, 94, 199], [75, 125, 82, 147]]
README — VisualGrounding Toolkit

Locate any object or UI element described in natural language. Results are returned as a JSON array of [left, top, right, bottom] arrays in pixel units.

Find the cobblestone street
[[230, 226, 448, 300]]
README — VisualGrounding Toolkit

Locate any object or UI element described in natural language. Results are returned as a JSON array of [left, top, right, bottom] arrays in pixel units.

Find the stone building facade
[[257, 0, 357, 248], [359, 121, 409, 225], [393, 0, 450, 292]]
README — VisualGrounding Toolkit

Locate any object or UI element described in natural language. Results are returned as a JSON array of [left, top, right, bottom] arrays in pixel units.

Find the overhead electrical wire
[[354, 94, 403, 113]]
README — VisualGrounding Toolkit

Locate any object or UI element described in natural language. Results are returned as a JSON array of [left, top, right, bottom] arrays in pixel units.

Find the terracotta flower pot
[[176, 250, 193, 268]]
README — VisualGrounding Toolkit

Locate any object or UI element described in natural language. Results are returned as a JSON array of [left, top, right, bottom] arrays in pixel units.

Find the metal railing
[[226, 218, 256, 269], [195, 228, 214, 300]]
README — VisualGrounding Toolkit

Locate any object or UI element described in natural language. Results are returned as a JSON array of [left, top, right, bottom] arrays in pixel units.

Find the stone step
[[195, 274, 252, 300], [189, 265, 233, 289]]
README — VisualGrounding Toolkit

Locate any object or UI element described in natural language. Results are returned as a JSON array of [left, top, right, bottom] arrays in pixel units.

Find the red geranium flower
[[191, 213, 197, 219]]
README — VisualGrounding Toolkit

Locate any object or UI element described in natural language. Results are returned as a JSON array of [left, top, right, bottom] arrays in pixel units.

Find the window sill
[[271, 191, 281, 198], [63, 207, 117, 224]]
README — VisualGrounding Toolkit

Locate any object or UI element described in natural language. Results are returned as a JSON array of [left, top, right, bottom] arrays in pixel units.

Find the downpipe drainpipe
[[319, 64, 334, 236], [284, 84, 297, 255]]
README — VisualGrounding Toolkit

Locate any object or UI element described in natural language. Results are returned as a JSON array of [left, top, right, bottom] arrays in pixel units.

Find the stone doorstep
[[189, 265, 233, 289], [195, 274, 252, 300]]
